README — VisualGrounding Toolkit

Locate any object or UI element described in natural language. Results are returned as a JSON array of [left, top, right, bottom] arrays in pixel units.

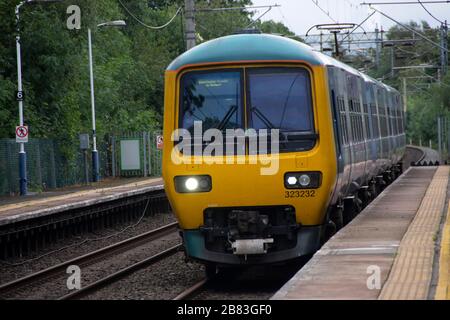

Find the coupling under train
[[162, 33, 406, 274]]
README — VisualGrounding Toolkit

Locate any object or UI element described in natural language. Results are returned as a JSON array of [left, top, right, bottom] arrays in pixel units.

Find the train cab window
[[246, 67, 315, 152], [179, 69, 243, 135], [247, 68, 313, 132]]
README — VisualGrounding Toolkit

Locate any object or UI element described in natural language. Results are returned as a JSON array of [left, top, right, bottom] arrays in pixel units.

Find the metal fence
[[0, 131, 163, 196], [110, 131, 162, 178]]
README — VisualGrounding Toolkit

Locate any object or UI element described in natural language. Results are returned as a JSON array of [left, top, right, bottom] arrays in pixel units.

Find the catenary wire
[[118, 0, 182, 30]]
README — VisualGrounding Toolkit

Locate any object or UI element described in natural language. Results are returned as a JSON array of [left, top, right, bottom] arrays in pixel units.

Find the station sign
[[16, 91, 24, 101], [16, 125, 28, 143], [79, 133, 90, 150]]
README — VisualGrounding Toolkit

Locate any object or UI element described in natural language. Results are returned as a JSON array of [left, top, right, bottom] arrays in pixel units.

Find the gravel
[[0, 208, 306, 300], [0, 208, 311, 300], [0, 211, 176, 289], [84, 252, 205, 300], [194, 260, 309, 300]]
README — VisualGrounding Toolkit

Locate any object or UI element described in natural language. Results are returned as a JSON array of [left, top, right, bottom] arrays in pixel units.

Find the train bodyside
[[323, 55, 405, 217]]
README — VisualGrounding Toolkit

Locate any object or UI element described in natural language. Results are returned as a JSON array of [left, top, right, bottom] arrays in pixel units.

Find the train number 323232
[[285, 190, 316, 198]]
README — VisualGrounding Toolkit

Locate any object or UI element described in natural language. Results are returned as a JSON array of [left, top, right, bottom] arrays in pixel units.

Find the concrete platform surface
[[272, 166, 449, 300], [0, 177, 164, 226]]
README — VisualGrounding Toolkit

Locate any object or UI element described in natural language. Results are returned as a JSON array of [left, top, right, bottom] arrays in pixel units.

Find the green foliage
[[256, 20, 303, 42], [406, 72, 450, 146], [195, 0, 253, 40], [2, 0, 289, 149]]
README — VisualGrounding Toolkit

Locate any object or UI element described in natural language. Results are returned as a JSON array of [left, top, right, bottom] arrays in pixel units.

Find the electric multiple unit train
[[162, 33, 405, 274]]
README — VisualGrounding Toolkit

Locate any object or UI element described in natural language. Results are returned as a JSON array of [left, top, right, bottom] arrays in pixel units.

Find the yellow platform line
[[0, 177, 162, 214], [379, 166, 449, 300], [435, 201, 450, 300]]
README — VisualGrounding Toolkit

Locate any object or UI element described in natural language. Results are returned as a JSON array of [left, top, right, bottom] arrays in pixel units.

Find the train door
[[342, 71, 355, 196], [327, 67, 344, 204], [368, 84, 380, 175], [358, 78, 369, 185], [334, 68, 352, 197], [363, 81, 376, 181], [385, 91, 394, 166], [376, 87, 387, 168]]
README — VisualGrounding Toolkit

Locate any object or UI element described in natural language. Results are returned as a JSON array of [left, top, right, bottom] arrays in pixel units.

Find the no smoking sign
[[156, 135, 163, 150], [16, 125, 28, 143]]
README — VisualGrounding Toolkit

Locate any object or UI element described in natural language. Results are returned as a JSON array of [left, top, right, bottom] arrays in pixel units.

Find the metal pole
[[319, 31, 323, 52], [402, 77, 407, 113], [370, 7, 449, 53], [375, 27, 381, 69], [332, 31, 340, 59], [438, 116, 442, 159], [390, 47, 395, 78], [16, 2, 27, 196], [185, 0, 196, 50], [441, 21, 448, 75], [88, 28, 100, 182]]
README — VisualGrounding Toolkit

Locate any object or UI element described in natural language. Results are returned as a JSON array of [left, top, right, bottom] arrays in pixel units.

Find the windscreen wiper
[[215, 105, 237, 131], [251, 107, 286, 140], [251, 107, 276, 129]]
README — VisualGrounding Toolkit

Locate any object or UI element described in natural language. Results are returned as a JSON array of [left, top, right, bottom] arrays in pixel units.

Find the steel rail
[[173, 278, 209, 300], [0, 222, 178, 296], [59, 244, 183, 300]]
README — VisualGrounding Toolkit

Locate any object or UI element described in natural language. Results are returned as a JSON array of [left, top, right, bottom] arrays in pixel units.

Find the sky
[[249, 0, 449, 35]]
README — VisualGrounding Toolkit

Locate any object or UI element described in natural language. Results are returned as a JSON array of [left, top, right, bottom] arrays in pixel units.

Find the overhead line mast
[[183, 1, 281, 51]]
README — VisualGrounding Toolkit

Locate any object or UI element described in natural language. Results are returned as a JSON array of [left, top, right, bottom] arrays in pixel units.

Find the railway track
[[60, 243, 183, 300], [173, 278, 209, 300], [0, 222, 179, 299]]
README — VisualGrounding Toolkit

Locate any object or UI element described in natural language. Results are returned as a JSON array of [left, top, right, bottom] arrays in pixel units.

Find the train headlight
[[185, 178, 199, 191], [174, 175, 212, 193], [298, 174, 311, 187], [286, 176, 298, 186], [284, 172, 322, 189]]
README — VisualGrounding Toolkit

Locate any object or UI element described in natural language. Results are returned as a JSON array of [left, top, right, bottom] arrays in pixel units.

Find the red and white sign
[[156, 135, 163, 150], [16, 125, 28, 143]]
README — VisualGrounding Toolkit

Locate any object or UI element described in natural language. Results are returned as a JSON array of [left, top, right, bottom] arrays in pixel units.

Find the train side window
[[337, 96, 348, 145], [363, 100, 370, 140], [371, 103, 379, 138], [378, 90, 387, 138]]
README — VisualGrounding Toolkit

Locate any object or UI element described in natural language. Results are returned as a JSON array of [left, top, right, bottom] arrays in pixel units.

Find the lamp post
[[15, 0, 63, 196], [88, 20, 126, 182]]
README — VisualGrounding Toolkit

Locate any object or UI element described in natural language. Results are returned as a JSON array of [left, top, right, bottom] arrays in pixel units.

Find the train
[[162, 32, 406, 276]]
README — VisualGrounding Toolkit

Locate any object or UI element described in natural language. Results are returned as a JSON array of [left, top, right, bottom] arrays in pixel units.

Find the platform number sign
[[16, 125, 28, 143], [16, 91, 24, 101], [156, 135, 163, 150]]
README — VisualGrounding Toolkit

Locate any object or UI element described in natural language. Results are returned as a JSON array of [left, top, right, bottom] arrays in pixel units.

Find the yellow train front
[[162, 33, 404, 270]]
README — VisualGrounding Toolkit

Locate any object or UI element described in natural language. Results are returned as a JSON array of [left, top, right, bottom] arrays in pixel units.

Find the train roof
[[167, 33, 398, 93], [167, 34, 323, 70]]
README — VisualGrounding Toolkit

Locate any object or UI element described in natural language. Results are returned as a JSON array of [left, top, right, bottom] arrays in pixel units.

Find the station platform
[[272, 165, 450, 300], [0, 177, 164, 227]]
